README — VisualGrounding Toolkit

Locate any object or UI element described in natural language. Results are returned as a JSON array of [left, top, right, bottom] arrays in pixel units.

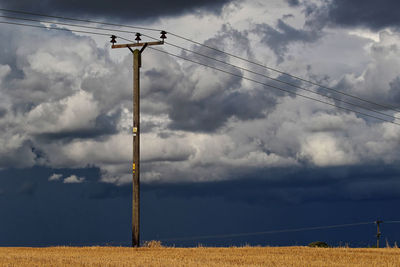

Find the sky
[[0, 0, 400, 247]]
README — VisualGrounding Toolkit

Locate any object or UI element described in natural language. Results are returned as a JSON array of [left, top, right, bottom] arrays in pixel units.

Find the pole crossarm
[[112, 41, 164, 49]]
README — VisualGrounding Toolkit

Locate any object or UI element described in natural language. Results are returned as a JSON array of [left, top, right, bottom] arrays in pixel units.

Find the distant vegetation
[[142, 240, 163, 248], [308, 241, 329, 248]]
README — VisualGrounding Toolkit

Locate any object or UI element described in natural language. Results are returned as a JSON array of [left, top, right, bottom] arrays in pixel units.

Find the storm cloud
[[0, 0, 234, 22], [1, 166, 400, 247], [1, 15, 400, 186], [326, 0, 400, 30], [255, 19, 321, 62], [299, 0, 400, 32]]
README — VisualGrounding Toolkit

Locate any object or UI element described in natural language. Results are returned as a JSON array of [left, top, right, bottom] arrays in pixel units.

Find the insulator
[[160, 31, 167, 40], [110, 35, 117, 44], [135, 33, 142, 42]]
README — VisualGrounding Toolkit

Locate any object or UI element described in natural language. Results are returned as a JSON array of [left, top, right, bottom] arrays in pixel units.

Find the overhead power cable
[[0, 14, 140, 36], [0, 20, 112, 37], [0, 7, 161, 32], [139, 33, 400, 121], [158, 221, 374, 241], [1, 7, 399, 114], [1, 19, 400, 126], [148, 46, 400, 127], [168, 32, 400, 113], [0, 14, 397, 121]]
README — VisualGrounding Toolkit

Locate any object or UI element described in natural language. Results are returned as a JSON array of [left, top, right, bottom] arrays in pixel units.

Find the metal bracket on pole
[[127, 46, 134, 54], [140, 43, 148, 54]]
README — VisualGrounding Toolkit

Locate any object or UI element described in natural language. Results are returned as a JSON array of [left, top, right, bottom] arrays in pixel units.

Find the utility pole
[[375, 219, 383, 248], [111, 32, 166, 247]]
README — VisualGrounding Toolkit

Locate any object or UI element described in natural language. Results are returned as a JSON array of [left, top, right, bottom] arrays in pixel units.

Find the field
[[0, 246, 399, 267]]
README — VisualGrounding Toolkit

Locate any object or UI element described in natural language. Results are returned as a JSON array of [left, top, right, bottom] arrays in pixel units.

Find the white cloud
[[48, 173, 62, 181], [63, 175, 85, 184], [328, 30, 400, 105], [300, 133, 357, 166], [26, 90, 99, 134]]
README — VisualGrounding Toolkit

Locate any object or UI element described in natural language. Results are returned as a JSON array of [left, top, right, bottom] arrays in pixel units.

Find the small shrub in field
[[308, 241, 329, 248], [143, 240, 163, 248]]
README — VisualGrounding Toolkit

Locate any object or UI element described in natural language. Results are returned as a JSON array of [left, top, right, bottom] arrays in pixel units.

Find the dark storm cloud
[[255, 19, 321, 63], [0, 0, 233, 22], [328, 0, 400, 30], [285, 0, 300, 7], [304, 0, 400, 31], [270, 74, 304, 97], [2, 164, 400, 205], [5, 165, 399, 206], [196, 24, 253, 62], [141, 24, 276, 133], [18, 181, 37, 196], [0, 140, 36, 169], [1, 166, 400, 247], [0, 107, 6, 118], [144, 63, 274, 133], [146, 165, 400, 205], [34, 109, 121, 141], [167, 90, 275, 132], [389, 76, 400, 103]]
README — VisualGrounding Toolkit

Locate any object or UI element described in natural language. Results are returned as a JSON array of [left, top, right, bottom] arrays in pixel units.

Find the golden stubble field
[[0, 246, 399, 267]]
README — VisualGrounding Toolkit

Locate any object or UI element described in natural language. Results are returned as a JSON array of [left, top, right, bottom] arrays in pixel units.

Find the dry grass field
[[0, 246, 399, 267]]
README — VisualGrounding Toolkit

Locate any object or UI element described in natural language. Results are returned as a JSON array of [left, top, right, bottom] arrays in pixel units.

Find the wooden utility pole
[[111, 32, 166, 247], [375, 219, 383, 248]]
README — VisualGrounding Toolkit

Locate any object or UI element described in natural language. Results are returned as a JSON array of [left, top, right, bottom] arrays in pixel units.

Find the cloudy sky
[[0, 0, 400, 247]]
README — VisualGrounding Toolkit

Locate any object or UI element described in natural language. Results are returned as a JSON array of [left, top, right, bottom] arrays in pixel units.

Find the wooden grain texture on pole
[[132, 49, 140, 247], [111, 38, 164, 248]]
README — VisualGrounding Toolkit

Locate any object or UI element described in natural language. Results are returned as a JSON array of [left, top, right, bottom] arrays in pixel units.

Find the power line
[[1, 7, 399, 114], [139, 33, 400, 122], [148, 46, 400, 127], [168, 32, 400, 113], [2, 13, 397, 122], [0, 7, 161, 32], [158, 221, 374, 241], [1, 14, 398, 121], [0, 20, 112, 37], [1, 14, 396, 120], [0, 14, 141, 36], [2, 18, 400, 126]]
